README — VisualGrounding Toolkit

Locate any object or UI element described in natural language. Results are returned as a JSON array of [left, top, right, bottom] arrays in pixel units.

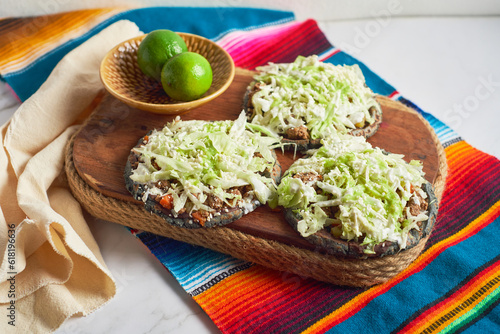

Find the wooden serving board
[[73, 68, 440, 251]]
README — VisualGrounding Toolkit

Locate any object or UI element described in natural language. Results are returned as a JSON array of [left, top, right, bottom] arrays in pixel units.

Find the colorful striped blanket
[[1, 7, 499, 334]]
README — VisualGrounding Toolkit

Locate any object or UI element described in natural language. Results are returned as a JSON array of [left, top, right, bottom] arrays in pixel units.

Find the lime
[[161, 52, 213, 101], [137, 30, 188, 81]]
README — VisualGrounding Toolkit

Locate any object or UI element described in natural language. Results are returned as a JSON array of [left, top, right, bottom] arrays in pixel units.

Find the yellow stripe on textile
[[0, 8, 122, 74]]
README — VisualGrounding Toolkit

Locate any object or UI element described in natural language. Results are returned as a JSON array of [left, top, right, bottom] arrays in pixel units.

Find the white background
[[1, 2, 499, 333]]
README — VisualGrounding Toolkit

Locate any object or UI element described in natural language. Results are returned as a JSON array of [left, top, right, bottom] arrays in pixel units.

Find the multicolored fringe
[[1, 7, 499, 334]]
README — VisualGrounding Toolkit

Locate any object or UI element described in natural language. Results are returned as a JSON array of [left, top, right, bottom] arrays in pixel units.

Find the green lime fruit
[[137, 29, 188, 81], [161, 52, 213, 102]]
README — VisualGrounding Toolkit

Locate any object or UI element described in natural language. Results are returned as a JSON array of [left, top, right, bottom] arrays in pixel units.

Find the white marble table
[[2, 16, 499, 334]]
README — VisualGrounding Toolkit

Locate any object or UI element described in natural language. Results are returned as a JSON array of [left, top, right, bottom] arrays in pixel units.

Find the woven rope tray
[[65, 70, 447, 287]]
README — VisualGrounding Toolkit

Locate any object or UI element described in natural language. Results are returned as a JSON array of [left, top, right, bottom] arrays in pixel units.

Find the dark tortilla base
[[243, 82, 383, 151], [124, 133, 282, 229], [284, 182, 438, 258]]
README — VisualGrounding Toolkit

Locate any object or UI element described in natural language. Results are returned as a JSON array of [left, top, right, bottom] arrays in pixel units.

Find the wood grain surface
[[72, 68, 439, 250]]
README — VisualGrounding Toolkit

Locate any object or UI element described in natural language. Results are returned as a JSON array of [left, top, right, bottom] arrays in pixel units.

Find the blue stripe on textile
[[176, 255, 234, 281], [440, 130, 461, 144], [165, 244, 225, 270], [162, 249, 229, 281], [2, 7, 294, 101], [426, 116, 458, 143], [136, 232, 246, 290], [176, 254, 239, 283], [327, 215, 500, 334], [182, 258, 248, 291]]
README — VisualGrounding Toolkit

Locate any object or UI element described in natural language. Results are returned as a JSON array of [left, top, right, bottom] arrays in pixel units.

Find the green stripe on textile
[[441, 281, 500, 334]]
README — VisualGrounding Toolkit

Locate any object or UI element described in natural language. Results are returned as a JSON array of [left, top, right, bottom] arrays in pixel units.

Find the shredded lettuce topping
[[276, 133, 428, 252], [130, 112, 280, 215], [249, 55, 381, 139]]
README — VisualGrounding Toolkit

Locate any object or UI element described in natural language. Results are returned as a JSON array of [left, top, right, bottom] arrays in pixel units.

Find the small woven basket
[[100, 33, 235, 114]]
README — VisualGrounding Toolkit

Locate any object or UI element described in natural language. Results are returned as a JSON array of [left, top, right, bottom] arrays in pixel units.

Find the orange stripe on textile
[[194, 265, 326, 334], [194, 266, 269, 307], [194, 266, 283, 331], [444, 141, 489, 189], [0, 8, 121, 74]]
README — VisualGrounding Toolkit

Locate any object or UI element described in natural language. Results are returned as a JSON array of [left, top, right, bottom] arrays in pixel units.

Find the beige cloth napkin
[[0, 20, 142, 333]]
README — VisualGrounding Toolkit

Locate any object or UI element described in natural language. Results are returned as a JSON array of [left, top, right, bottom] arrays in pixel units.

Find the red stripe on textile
[[231, 20, 318, 68], [257, 281, 359, 334], [263, 285, 347, 334], [219, 20, 301, 51], [209, 270, 325, 333], [437, 155, 497, 220], [214, 276, 293, 327], [225, 21, 311, 63], [227, 279, 326, 333], [267, 286, 361, 334], [445, 157, 497, 196], [428, 142, 499, 239], [253, 20, 331, 67], [388, 91, 400, 99], [438, 167, 499, 225], [431, 158, 500, 242], [206, 268, 281, 324], [445, 143, 492, 186], [318, 48, 341, 61], [229, 19, 330, 69], [202, 264, 361, 334]]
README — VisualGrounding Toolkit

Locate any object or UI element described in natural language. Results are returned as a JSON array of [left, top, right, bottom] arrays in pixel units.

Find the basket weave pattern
[[100, 33, 235, 113]]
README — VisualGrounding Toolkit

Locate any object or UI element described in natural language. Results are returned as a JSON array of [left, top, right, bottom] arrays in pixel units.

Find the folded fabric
[[1, 7, 499, 334], [0, 20, 142, 333]]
